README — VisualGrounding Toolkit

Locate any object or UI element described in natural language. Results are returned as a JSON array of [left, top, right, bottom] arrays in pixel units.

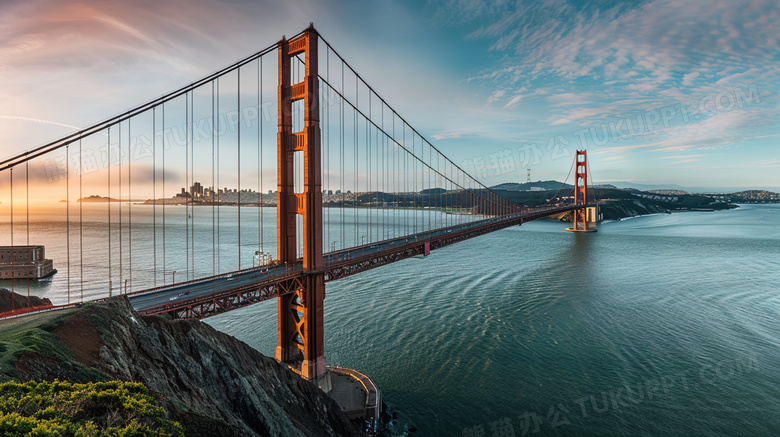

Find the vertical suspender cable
[[257, 58, 262, 260], [391, 114, 395, 238], [162, 106, 167, 283], [212, 82, 216, 276], [79, 139, 83, 301], [237, 67, 242, 270], [340, 62, 344, 250], [404, 124, 414, 235], [185, 93, 190, 281], [325, 49, 330, 253], [190, 91, 195, 278], [66, 144, 71, 303], [354, 74, 358, 246], [367, 93, 371, 243], [404, 126, 408, 235], [428, 142, 431, 232], [9, 167, 13, 301], [153, 108, 157, 286], [128, 118, 132, 292], [260, 58, 264, 257], [438, 153, 441, 229], [216, 79, 221, 273], [118, 123, 123, 292], [412, 134, 415, 234], [187, 93, 192, 278], [459, 170, 462, 225], [152, 106, 157, 287], [108, 127, 112, 295], [395, 119, 399, 236], [26, 162, 30, 305], [382, 104, 385, 239]]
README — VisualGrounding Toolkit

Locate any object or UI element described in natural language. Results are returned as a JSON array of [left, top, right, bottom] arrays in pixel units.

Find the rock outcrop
[[2, 296, 361, 437], [0, 288, 53, 313], [596, 199, 670, 220]]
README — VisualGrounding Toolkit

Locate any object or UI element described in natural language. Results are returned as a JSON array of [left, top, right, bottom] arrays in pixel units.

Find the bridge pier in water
[[567, 150, 598, 233]]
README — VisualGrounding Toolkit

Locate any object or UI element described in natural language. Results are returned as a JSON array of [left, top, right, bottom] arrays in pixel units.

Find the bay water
[[2, 203, 779, 436], [208, 204, 780, 436]]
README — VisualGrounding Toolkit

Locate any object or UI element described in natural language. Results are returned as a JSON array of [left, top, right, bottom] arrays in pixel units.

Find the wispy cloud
[[431, 131, 473, 140], [652, 109, 768, 152], [461, 0, 780, 130], [655, 154, 715, 159], [669, 158, 702, 164], [0, 115, 79, 131]]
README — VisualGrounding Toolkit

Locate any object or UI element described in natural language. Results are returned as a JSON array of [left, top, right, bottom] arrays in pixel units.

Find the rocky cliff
[[0, 296, 361, 437], [554, 197, 735, 222], [0, 288, 53, 312], [596, 198, 670, 220]]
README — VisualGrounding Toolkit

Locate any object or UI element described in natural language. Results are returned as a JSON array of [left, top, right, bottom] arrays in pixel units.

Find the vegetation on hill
[[491, 180, 573, 191], [0, 380, 183, 436], [493, 187, 736, 221]]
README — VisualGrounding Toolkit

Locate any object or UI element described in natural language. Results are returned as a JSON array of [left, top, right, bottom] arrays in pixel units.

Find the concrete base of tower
[[566, 227, 598, 232], [301, 355, 328, 382], [323, 366, 382, 434], [311, 363, 332, 392]]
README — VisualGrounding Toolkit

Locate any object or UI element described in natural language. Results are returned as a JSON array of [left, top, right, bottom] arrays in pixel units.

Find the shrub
[[0, 380, 183, 436]]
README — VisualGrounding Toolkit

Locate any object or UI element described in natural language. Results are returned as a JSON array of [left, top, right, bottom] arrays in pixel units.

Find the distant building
[[190, 182, 203, 197], [175, 188, 190, 198], [0, 246, 56, 279]]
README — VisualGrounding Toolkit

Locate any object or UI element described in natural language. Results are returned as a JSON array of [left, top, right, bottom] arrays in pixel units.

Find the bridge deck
[[130, 204, 589, 319]]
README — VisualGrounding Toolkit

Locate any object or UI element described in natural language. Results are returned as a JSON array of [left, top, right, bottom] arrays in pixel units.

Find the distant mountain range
[[604, 181, 780, 194], [491, 180, 780, 194], [491, 181, 572, 191], [491, 180, 616, 192]]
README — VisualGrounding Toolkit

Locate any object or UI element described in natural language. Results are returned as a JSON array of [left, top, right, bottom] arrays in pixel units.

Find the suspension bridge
[[0, 26, 596, 387]]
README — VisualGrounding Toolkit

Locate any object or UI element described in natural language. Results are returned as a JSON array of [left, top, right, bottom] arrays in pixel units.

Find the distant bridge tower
[[566, 150, 597, 232], [276, 26, 327, 381], [526, 168, 531, 183]]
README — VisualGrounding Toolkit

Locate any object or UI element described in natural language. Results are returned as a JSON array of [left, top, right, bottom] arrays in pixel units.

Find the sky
[[1, 0, 779, 196]]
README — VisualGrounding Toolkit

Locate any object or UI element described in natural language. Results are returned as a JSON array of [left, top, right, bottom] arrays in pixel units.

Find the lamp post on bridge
[[164, 270, 176, 285]]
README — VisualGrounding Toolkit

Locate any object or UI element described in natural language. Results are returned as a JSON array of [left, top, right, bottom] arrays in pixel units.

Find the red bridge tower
[[276, 26, 327, 380], [566, 150, 597, 232]]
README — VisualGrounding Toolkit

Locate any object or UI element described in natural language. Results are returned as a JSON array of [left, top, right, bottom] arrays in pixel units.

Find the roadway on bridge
[[128, 207, 577, 314]]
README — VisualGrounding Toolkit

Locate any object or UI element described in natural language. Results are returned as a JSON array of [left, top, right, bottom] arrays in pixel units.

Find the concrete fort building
[[0, 246, 56, 279]]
